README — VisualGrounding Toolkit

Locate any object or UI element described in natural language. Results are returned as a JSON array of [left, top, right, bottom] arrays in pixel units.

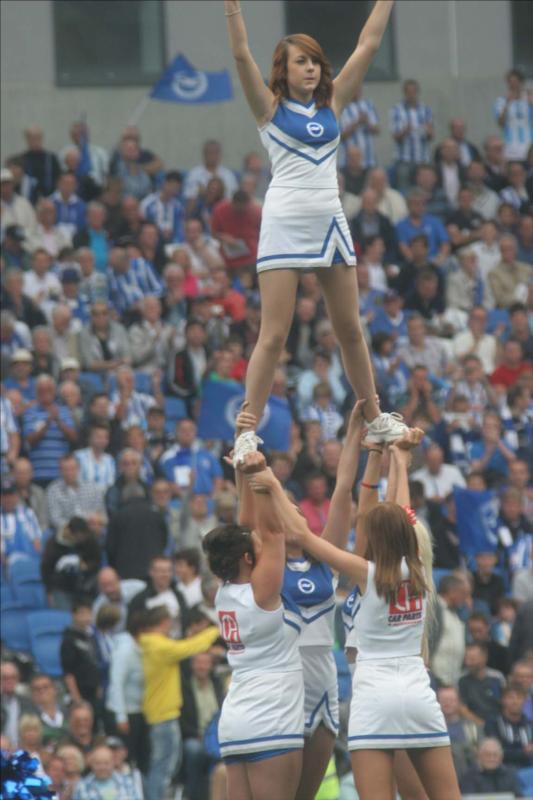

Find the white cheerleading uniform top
[[259, 99, 340, 190], [282, 558, 337, 648], [216, 581, 301, 676], [355, 559, 425, 661]]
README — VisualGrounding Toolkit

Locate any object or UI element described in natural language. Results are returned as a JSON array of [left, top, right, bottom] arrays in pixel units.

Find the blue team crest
[[306, 121, 324, 138], [224, 395, 271, 432], [297, 577, 316, 594]]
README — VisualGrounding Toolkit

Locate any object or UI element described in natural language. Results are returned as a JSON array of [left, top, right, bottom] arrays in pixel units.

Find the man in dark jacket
[[60, 598, 101, 722], [485, 686, 533, 768], [40, 516, 101, 608], [460, 737, 524, 796], [105, 498, 167, 580]]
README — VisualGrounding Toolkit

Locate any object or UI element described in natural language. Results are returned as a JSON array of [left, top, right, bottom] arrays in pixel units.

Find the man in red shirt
[[490, 339, 531, 388], [210, 190, 261, 271]]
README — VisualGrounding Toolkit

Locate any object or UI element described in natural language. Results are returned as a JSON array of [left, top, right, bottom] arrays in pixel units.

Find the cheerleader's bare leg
[[225, 762, 252, 800], [393, 750, 428, 800], [406, 747, 461, 800], [315, 265, 380, 422], [295, 724, 335, 800], [242, 268, 300, 423], [351, 750, 395, 800], [247, 750, 303, 800]]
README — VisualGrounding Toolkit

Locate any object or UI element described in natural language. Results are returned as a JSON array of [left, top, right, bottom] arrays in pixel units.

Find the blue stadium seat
[[0, 584, 14, 605], [79, 371, 104, 393], [29, 631, 65, 677], [27, 610, 72, 677], [12, 580, 47, 609], [134, 372, 153, 395], [518, 766, 533, 797], [9, 557, 41, 586], [26, 610, 72, 637], [0, 604, 33, 652], [164, 396, 187, 433]]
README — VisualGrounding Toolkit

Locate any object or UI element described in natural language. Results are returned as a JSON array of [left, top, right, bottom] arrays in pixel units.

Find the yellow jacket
[[139, 626, 219, 725]]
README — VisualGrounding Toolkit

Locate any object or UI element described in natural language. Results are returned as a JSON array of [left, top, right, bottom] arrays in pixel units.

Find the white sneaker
[[365, 412, 409, 444], [232, 430, 264, 467]]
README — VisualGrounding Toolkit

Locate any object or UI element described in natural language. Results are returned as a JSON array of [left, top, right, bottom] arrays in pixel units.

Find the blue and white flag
[[150, 53, 233, 105], [198, 379, 292, 451], [453, 487, 499, 555]]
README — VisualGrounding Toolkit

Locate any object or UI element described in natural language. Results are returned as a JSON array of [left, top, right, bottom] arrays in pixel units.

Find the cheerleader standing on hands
[[224, 0, 408, 464]]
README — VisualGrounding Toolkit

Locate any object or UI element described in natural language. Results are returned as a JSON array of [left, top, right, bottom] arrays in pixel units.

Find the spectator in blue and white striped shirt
[[50, 172, 86, 238], [22, 374, 78, 486], [494, 69, 533, 162], [339, 90, 380, 169], [107, 247, 162, 319], [140, 171, 185, 244], [390, 79, 434, 191], [1, 477, 42, 562], [75, 422, 116, 489]]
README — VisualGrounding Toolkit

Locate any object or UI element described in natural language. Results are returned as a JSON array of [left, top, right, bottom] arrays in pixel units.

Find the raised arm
[[230, 404, 259, 529], [321, 399, 366, 547], [224, 1, 276, 125], [248, 469, 369, 589], [354, 444, 384, 557], [332, 0, 395, 116], [388, 428, 424, 506], [243, 465, 287, 611]]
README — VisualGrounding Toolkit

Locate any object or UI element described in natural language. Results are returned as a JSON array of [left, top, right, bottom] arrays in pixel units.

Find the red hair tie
[[402, 506, 417, 526]]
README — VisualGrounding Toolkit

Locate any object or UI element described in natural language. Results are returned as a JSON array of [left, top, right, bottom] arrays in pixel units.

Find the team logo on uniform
[[297, 577, 316, 594], [172, 70, 209, 100], [306, 121, 324, 138], [218, 610, 245, 652], [388, 580, 423, 626]]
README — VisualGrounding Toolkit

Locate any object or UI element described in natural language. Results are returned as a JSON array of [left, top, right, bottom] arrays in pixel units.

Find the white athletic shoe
[[232, 430, 264, 468], [365, 412, 409, 444]]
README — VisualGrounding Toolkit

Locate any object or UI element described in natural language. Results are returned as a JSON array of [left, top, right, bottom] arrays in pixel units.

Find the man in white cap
[[0, 168, 37, 244], [3, 348, 36, 402]]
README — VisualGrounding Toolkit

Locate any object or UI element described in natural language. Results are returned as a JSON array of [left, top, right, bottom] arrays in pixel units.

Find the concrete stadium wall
[[1, 0, 513, 172]]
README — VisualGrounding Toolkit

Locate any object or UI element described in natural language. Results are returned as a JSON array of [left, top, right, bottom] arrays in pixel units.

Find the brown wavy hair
[[363, 503, 428, 603], [269, 34, 333, 108]]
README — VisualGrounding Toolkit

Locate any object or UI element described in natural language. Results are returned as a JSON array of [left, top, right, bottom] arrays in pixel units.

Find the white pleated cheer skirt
[[218, 668, 305, 758], [348, 656, 450, 750], [256, 186, 356, 273]]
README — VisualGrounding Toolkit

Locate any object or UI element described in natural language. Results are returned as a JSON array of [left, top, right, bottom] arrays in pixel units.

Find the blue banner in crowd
[[198, 380, 292, 451], [453, 487, 499, 555], [150, 53, 233, 105]]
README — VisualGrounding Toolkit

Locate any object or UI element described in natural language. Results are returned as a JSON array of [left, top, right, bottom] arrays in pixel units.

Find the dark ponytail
[[203, 524, 256, 582]]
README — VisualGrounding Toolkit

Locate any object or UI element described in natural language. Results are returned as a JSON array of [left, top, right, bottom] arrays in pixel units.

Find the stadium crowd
[[1, 66, 533, 799]]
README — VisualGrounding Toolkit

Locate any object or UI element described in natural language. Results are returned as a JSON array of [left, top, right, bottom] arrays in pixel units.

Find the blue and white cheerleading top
[[283, 557, 337, 647], [215, 581, 301, 675], [257, 98, 356, 272], [342, 585, 361, 650]]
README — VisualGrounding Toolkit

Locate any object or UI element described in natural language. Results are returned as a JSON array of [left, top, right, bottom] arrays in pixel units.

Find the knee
[[258, 327, 287, 357], [336, 318, 364, 349]]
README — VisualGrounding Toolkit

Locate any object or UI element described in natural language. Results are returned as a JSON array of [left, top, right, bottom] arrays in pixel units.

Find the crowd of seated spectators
[[1, 67, 532, 799]]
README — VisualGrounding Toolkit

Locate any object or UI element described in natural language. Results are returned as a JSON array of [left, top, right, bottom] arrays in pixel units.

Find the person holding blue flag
[[224, 0, 410, 468]]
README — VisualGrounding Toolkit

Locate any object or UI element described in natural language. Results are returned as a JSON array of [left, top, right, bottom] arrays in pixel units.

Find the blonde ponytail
[[413, 519, 435, 665]]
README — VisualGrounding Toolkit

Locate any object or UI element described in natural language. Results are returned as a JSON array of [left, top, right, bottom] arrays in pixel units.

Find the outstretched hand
[[246, 464, 277, 492], [346, 398, 367, 437], [390, 427, 424, 455]]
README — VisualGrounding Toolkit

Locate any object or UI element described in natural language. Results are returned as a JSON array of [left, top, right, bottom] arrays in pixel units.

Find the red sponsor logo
[[388, 580, 423, 625], [218, 610, 245, 652]]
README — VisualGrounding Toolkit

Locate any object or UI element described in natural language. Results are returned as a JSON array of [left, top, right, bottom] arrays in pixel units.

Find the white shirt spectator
[[59, 143, 109, 186], [176, 576, 203, 608], [22, 270, 62, 304], [411, 463, 466, 500], [452, 330, 497, 374], [431, 596, 466, 686], [1, 195, 37, 243], [184, 165, 238, 201]]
